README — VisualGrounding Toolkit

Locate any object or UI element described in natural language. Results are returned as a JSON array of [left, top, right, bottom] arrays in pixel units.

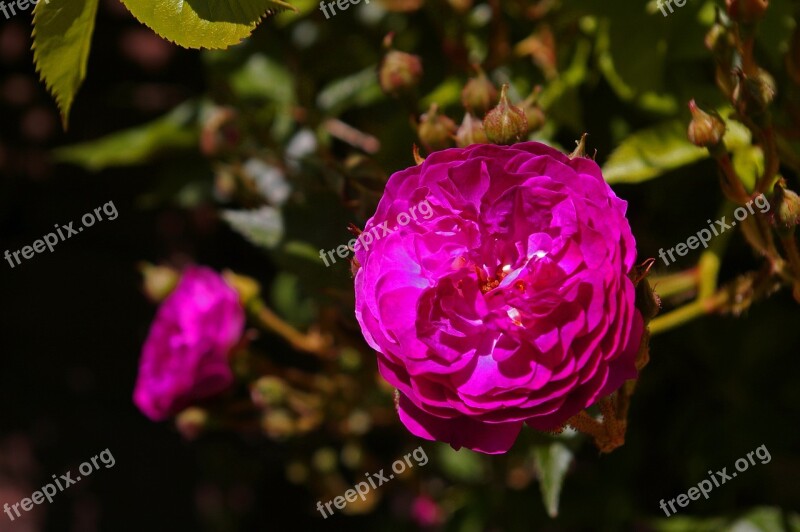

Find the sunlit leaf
[[532, 441, 573, 518], [222, 206, 284, 249], [651, 506, 799, 532], [602, 118, 751, 184], [603, 121, 707, 184], [436, 443, 485, 483], [32, 0, 100, 128], [317, 67, 383, 115], [54, 103, 199, 171], [120, 0, 295, 49]]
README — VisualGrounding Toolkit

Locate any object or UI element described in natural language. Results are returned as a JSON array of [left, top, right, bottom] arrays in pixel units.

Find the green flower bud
[[447, 0, 472, 12], [251, 376, 287, 407], [379, 50, 423, 97], [138, 263, 179, 303], [222, 270, 261, 308], [455, 113, 488, 147], [418, 103, 456, 151], [261, 409, 295, 439], [773, 185, 800, 232], [522, 103, 546, 133], [705, 23, 736, 61], [461, 69, 498, 116], [687, 100, 726, 148], [483, 84, 528, 145], [175, 407, 209, 440]]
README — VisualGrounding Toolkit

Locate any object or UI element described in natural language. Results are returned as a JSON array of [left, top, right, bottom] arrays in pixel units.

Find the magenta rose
[[134, 266, 245, 421], [354, 142, 643, 454]]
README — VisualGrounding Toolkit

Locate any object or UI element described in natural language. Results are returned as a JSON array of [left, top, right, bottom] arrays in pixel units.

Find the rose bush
[[133, 266, 245, 421], [354, 142, 644, 454]]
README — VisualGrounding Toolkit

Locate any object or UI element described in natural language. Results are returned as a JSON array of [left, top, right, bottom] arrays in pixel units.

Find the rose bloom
[[354, 142, 643, 454], [134, 266, 245, 421]]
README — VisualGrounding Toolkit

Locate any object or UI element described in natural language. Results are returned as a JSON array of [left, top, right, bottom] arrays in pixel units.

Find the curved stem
[[649, 290, 729, 336], [250, 301, 335, 359], [650, 268, 698, 300]]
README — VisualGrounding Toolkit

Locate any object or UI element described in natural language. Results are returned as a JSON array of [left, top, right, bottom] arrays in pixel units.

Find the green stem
[[649, 268, 698, 300], [649, 290, 729, 336]]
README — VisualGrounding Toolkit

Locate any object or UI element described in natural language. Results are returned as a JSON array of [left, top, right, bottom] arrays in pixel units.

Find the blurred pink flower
[[411, 495, 443, 527], [134, 266, 245, 421]]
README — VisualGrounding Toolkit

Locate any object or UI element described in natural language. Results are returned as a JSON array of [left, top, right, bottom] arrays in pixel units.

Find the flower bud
[[251, 376, 287, 407], [726, 0, 768, 24], [455, 113, 488, 147], [687, 100, 726, 148], [139, 262, 179, 303], [447, 0, 472, 12], [418, 104, 456, 151], [772, 185, 800, 232], [175, 407, 209, 440], [705, 23, 736, 61], [732, 69, 776, 113], [461, 69, 498, 116], [222, 270, 261, 308], [483, 84, 528, 145], [522, 103, 546, 133], [261, 409, 295, 439], [379, 50, 423, 97], [200, 107, 240, 157]]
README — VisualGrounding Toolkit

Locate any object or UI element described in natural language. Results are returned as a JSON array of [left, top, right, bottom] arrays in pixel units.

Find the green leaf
[[435, 443, 485, 483], [222, 206, 284, 249], [532, 441, 573, 518], [602, 118, 751, 185], [421, 78, 464, 110], [651, 506, 799, 532], [230, 54, 295, 103], [271, 272, 316, 327], [54, 102, 199, 171], [120, 0, 295, 50], [603, 121, 707, 184], [317, 67, 383, 116], [731, 145, 764, 194], [229, 54, 296, 139], [32, 0, 100, 128]]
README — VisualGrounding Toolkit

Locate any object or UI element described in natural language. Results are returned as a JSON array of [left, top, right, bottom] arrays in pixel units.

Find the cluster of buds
[[705, 1, 776, 118], [379, 32, 549, 154], [251, 375, 324, 440], [415, 70, 545, 152]]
